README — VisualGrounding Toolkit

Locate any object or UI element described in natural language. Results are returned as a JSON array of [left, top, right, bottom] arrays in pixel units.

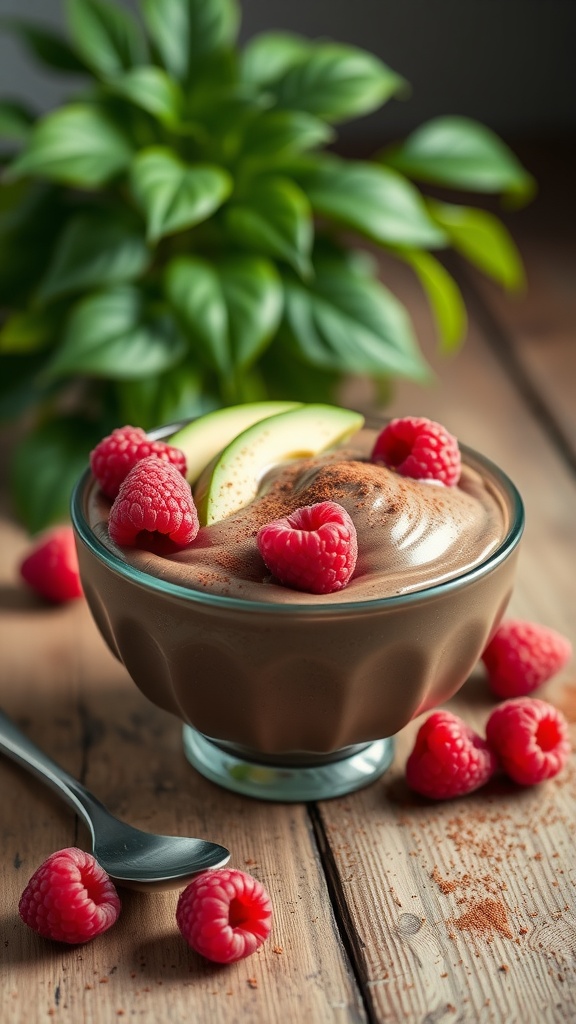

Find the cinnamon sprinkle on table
[[452, 898, 513, 939]]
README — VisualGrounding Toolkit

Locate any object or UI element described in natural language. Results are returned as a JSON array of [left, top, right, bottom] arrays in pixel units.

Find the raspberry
[[257, 501, 358, 595], [19, 525, 83, 603], [176, 868, 272, 963], [108, 456, 199, 547], [486, 698, 571, 786], [371, 416, 461, 486], [405, 710, 498, 800], [18, 847, 120, 944], [90, 424, 187, 499], [482, 619, 572, 699]]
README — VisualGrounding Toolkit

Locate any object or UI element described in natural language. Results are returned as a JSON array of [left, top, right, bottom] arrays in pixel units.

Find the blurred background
[[1, 0, 574, 534], [1, 0, 575, 147]]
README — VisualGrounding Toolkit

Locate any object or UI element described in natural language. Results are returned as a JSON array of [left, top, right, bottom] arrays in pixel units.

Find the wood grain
[[467, 157, 576, 461], [1, 163, 575, 1022], [318, 251, 576, 1024], [0, 547, 366, 1023]]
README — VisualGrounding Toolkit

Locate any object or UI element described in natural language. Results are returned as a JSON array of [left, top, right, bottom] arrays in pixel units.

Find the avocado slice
[[194, 404, 365, 525], [168, 401, 302, 484]]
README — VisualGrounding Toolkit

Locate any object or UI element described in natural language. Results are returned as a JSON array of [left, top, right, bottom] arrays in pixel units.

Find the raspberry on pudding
[[257, 501, 358, 595], [108, 456, 199, 547], [91, 424, 187, 499]]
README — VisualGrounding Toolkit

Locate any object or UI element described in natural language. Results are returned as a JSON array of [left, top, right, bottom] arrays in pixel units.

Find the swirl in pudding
[[87, 428, 509, 605]]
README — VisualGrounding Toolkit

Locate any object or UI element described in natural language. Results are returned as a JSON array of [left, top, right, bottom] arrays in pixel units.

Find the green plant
[[0, 0, 533, 533]]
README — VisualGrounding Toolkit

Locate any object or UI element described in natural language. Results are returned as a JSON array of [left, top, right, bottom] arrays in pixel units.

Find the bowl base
[[182, 726, 395, 801]]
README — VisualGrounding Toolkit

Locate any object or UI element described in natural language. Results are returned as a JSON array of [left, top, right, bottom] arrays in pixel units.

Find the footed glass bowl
[[71, 422, 524, 802]]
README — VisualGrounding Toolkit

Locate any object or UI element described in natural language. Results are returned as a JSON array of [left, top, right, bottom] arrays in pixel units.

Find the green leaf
[[166, 255, 282, 375], [165, 256, 230, 374], [240, 31, 312, 86], [141, 0, 239, 82], [131, 147, 232, 243], [7, 103, 132, 187], [184, 95, 267, 159], [116, 362, 210, 429], [48, 286, 187, 379], [0, 17, 88, 73], [189, 92, 266, 129], [241, 109, 334, 164], [66, 0, 147, 79], [225, 176, 313, 277], [0, 100, 35, 143], [108, 66, 184, 125], [220, 256, 283, 368], [294, 157, 446, 248], [10, 416, 103, 533], [383, 116, 535, 203], [282, 257, 429, 381], [187, 48, 240, 95], [37, 213, 150, 303], [273, 43, 407, 123], [0, 307, 61, 354], [428, 199, 525, 291], [402, 250, 467, 352]]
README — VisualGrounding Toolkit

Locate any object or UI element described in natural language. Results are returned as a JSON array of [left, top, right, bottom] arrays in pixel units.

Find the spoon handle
[[0, 708, 109, 843]]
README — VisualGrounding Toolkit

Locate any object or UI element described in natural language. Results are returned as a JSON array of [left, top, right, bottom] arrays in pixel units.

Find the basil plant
[[0, 0, 533, 532]]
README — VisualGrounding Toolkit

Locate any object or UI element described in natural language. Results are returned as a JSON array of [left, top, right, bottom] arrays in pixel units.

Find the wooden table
[[2, 153, 575, 1023]]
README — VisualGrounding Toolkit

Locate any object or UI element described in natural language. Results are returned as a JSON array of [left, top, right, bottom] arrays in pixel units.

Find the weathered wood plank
[[0, 527, 366, 1023], [1, 181, 575, 1022], [467, 235, 576, 461], [320, 251, 576, 1023], [465, 157, 576, 460]]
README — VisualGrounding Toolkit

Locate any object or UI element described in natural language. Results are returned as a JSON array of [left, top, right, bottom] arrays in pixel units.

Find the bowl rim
[[71, 418, 525, 617]]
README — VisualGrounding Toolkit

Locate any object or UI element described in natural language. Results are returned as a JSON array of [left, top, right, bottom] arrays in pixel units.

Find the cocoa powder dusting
[[255, 457, 390, 524], [91, 430, 509, 604], [453, 898, 513, 939], [431, 867, 458, 894], [387, 757, 576, 960]]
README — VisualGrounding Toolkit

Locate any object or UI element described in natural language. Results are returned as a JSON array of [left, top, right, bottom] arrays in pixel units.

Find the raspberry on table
[[90, 424, 187, 499], [256, 500, 358, 595], [482, 619, 572, 699], [405, 710, 498, 800], [19, 525, 83, 603], [371, 416, 461, 486], [485, 698, 571, 786], [18, 847, 121, 944], [176, 868, 272, 963], [108, 456, 199, 547]]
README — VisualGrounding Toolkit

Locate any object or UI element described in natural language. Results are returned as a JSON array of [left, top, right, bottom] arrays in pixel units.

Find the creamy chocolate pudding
[[86, 428, 509, 606], [72, 414, 523, 800]]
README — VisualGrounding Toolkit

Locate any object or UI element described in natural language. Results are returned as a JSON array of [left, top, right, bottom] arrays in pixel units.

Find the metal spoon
[[0, 709, 230, 890]]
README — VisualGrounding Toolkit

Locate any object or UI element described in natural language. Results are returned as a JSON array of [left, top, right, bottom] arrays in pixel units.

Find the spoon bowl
[[0, 709, 230, 890]]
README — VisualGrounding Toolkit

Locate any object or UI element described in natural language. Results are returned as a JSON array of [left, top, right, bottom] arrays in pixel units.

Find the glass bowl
[[71, 420, 524, 801]]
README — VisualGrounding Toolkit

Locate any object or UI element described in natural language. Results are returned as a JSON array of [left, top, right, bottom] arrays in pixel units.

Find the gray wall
[[1, 0, 575, 143]]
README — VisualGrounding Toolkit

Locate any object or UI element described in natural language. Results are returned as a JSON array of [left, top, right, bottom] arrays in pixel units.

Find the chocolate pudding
[[72, 416, 523, 798], [86, 428, 509, 605]]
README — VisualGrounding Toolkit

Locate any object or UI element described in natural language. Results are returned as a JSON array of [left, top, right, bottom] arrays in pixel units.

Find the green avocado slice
[[194, 404, 365, 526]]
